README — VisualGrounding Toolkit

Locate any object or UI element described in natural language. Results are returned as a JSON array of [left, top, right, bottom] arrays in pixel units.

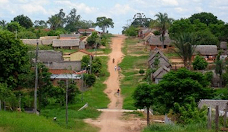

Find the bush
[[139, 69, 145, 75], [153, 30, 161, 36], [192, 55, 208, 70]]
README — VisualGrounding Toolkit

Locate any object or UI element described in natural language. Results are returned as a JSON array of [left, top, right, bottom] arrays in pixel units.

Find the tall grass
[[143, 123, 214, 132]]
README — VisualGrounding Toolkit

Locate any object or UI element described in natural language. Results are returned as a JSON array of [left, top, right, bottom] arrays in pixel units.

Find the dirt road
[[84, 35, 145, 132]]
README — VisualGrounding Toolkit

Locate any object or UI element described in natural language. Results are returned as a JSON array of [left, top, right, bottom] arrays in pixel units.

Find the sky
[[0, 0, 228, 34]]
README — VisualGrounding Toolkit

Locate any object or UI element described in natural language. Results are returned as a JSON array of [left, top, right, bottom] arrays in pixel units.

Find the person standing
[[117, 89, 120, 96], [115, 66, 117, 71], [113, 58, 115, 63]]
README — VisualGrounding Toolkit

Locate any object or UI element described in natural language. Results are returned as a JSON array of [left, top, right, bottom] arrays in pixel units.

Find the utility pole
[[66, 79, 68, 126], [34, 41, 39, 114]]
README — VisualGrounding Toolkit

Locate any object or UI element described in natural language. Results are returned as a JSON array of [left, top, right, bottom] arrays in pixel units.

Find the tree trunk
[[147, 107, 150, 126], [162, 33, 165, 49]]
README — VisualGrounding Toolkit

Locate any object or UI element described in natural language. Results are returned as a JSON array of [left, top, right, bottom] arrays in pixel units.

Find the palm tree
[[153, 12, 174, 48], [172, 33, 198, 68]]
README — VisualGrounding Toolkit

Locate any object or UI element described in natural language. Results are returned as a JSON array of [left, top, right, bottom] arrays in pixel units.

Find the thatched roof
[[198, 99, 228, 111], [147, 34, 171, 46], [153, 66, 170, 79], [59, 34, 80, 39], [36, 50, 63, 63], [194, 45, 218, 55], [48, 61, 81, 71], [52, 39, 80, 47], [220, 41, 227, 50], [148, 48, 171, 68]]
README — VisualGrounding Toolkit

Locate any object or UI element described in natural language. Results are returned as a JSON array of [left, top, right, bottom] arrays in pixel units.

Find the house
[[59, 34, 80, 39], [36, 50, 63, 65], [145, 34, 172, 49], [138, 27, 151, 38], [194, 45, 218, 61], [152, 66, 170, 84], [63, 50, 93, 61], [220, 41, 227, 51], [21, 36, 58, 45], [52, 39, 80, 49], [198, 99, 228, 113], [78, 28, 95, 36], [48, 61, 81, 71], [49, 69, 86, 89], [148, 48, 171, 69]]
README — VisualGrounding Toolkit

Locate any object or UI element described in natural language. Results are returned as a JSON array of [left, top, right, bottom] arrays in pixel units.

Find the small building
[[138, 28, 151, 38], [48, 61, 81, 71], [148, 48, 171, 69], [49, 69, 86, 88], [63, 50, 93, 61], [36, 50, 63, 65], [52, 39, 80, 49], [59, 34, 80, 39], [220, 41, 227, 51], [78, 28, 95, 36], [194, 45, 218, 61], [145, 34, 172, 49], [198, 99, 228, 112], [21, 36, 58, 45], [152, 66, 170, 84]]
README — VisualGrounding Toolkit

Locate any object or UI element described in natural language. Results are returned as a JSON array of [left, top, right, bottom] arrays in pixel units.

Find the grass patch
[[143, 123, 214, 132], [0, 111, 74, 132]]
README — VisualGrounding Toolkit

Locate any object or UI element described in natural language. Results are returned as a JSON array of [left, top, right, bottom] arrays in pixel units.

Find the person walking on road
[[117, 89, 120, 96], [115, 66, 117, 71], [113, 58, 115, 63]]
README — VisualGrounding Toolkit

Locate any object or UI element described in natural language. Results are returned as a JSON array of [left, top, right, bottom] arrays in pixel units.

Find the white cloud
[[161, 0, 179, 6], [0, 0, 8, 4]]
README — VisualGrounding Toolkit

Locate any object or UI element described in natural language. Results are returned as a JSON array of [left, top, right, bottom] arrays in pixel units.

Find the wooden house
[[144, 33, 172, 49], [148, 48, 171, 69], [152, 66, 170, 84]]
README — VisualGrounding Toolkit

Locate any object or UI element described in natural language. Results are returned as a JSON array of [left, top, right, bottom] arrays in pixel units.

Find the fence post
[[215, 105, 219, 132], [207, 107, 211, 129], [224, 102, 228, 128]]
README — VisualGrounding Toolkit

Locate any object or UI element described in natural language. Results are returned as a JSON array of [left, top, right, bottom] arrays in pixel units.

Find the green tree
[[195, 29, 219, 45], [189, 12, 221, 26], [154, 68, 214, 113], [172, 33, 198, 68], [133, 83, 156, 126], [95, 17, 114, 33], [65, 8, 81, 32], [87, 32, 99, 47], [0, 30, 30, 89], [6, 21, 23, 32], [34, 20, 47, 29], [18, 31, 37, 39], [192, 55, 208, 70], [131, 13, 151, 27], [84, 74, 96, 87], [139, 69, 145, 75], [0, 20, 7, 29], [215, 53, 224, 87], [81, 55, 90, 69], [124, 26, 138, 36], [0, 83, 17, 110], [92, 57, 102, 75], [169, 18, 193, 38], [153, 12, 174, 48], [13, 14, 33, 29]]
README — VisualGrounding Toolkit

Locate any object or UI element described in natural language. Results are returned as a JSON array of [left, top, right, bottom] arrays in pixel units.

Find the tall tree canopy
[[172, 33, 198, 68], [153, 12, 174, 48], [131, 13, 151, 27], [12, 14, 33, 29], [0, 30, 30, 89], [189, 12, 222, 26], [95, 17, 114, 33], [65, 8, 81, 32], [154, 68, 214, 113]]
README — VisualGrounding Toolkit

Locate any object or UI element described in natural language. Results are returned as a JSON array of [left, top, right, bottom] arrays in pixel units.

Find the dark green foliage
[[189, 12, 220, 26], [204, 71, 213, 85], [13, 14, 33, 29], [87, 32, 99, 47], [81, 55, 90, 69], [18, 30, 37, 39], [7, 21, 23, 32], [95, 16, 114, 33], [131, 13, 151, 27], [172, 33, 198, 68], [172, 98, 207, 124], [153, 30, 160, 36], [84, 74, 96, 87], [124, 26, 138, 36], [0, 83, 17, 109], [192, 55, 208, 70], [133, 83, 156, 108], [139, 69, 145, 75], [0, 30, 30, 89], [92, 57, 102, 75], [154, 68, 214, 113]]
